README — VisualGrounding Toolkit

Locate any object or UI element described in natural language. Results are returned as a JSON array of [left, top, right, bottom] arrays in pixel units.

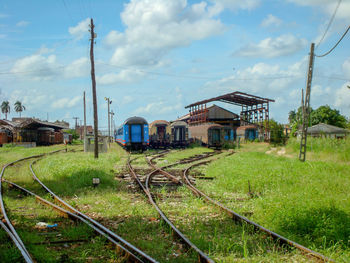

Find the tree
[[310, 105, 347, 128], [1, 101, 10, 120], [268, 119, 286, 146], [288, 110, 296, 124], [14, 101, 26, 117]]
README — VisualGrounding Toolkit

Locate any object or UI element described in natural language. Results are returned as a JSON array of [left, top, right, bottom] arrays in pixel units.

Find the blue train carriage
[[236, 124, 259, 141], [115, 116, 149, 151]]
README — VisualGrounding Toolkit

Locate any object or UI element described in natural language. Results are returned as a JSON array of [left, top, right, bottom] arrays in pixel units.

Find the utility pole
[[83, 91, 87, 152], [104, 97, 112, 143], [299, 43, 315, 162], [90, 18, 98, 159], [73, 117, 79, 130]]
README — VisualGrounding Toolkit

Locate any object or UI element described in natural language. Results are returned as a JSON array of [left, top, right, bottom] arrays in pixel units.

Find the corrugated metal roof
[[307, 123, 349, 134]]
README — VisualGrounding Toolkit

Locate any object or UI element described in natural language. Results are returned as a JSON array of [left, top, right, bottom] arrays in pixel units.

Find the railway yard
[[0, 141, 349, 262]]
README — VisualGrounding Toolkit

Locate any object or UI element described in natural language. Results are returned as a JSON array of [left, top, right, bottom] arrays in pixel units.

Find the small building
[[306, 123, 349, 138]]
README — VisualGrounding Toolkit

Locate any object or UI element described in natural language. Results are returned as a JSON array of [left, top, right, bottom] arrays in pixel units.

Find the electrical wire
[[315, 25, 350, 57], [315, 0, 342, 50], [97, 61, 303, 81]]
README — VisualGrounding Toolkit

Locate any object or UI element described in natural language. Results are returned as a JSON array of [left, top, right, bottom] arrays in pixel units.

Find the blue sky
[[0, 0, 349, 129]]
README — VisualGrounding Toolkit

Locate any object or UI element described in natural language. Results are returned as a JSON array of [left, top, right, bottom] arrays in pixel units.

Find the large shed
[[0, 118, 67, 146]]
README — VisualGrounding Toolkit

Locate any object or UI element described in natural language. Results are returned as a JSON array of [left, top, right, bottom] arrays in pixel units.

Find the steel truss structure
[[185, 91, 275, 141]]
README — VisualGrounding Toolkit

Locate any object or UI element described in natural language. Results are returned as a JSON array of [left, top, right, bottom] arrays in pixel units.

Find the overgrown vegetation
[[1, 142, 349, 262], [286, 136, 350, 162]]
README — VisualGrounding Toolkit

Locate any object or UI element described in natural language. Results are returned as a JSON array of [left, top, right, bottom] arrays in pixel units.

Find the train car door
[[130, 124, 142, 142], [248, 129, 255, 140], [157, 126, 165, 141], [212, 129, 221, 144]]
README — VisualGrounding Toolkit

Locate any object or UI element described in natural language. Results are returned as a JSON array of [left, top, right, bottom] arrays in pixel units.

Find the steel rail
[[127, 157, 214, 263], [0, 154, 45, 263], [30, 157, 158, 263], [182, 161, 333, 263], [3, 179, 142, 262]]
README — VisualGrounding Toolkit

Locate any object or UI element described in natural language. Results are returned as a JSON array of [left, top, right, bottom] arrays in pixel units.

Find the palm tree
[[14, 101, 26, 118], [1, 101, 10, 120]]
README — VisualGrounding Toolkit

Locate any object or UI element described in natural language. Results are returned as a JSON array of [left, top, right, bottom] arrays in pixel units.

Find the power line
[[315, 0, 342, 49], [98, 61, 304, 81], [315, 25, 350, 57]]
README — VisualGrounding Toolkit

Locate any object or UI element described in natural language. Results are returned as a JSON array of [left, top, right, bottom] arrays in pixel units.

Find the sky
[[0, 0, 349, 130]]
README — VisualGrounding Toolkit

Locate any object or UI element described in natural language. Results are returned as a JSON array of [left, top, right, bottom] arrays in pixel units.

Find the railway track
[[0, 150, 158, 263], [127, 153, 215, 263], [147, 151, 333, 262]]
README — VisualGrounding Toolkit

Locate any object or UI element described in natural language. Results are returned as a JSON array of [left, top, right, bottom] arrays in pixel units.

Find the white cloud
[[208, 0, 260, 16], [16, 20, 29, 27], [68, 18, 90, 40], [335, 82, 350, 113], [235, 34, 308, 58], [11, 54, 61, 80], [103, 30, 124, 48], [0, 34, 6, 39], [288, 0, 350, 22], [105, 0, 225, 67], [0, 13, 9, 18], [52, 96, 81, 109], [343, 58, 350, 78], [64, 57, 89, 78], [96, 69, 145, 85], [261, 14, 282, 28]]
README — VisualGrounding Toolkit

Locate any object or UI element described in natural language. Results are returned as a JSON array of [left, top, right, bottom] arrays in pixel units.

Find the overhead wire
[[315, 25, 350, 57], [315, 0, 342, 50]]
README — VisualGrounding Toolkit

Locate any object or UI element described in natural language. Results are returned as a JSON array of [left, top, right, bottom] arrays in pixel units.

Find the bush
[[65, 129, 79, 140]]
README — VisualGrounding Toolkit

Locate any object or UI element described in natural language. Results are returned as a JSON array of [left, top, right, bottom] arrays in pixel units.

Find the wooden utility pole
[[83, 91, 87, 152], [299, 43, 315, 162], [73, 117, 79, 130], [90, 18, 98, 159]]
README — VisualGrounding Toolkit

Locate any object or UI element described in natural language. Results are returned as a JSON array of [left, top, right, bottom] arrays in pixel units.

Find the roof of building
[[0, 118, 67, 131], [307, 123, 349, 134], [185, 91, 274, 108], [176, 104, 239, 121]]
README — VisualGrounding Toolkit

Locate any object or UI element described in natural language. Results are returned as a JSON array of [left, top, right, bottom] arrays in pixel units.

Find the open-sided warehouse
[[0, 118, 67, 146]]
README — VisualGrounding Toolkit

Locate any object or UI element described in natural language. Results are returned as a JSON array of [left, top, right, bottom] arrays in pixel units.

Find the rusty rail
[[30, 156, 158, 263], [3, 179, 143, 261], [146, 151, 333, 262], [0, 149, 157, 263], [128, 156, 214, 263], [181, 160, 333, 262]]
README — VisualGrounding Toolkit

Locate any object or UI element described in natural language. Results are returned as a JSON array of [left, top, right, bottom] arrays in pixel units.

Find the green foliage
[[65, 129, 79, 140], [14, 101, 25, 117], [222, 141, 236, 149], [310, 105, 348, 128], [1, 100, 10, 119], [268, 119, 287, 146], [289, 105, 348, 136]]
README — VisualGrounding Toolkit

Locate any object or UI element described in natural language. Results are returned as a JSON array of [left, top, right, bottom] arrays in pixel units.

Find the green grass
[[2, 142, 349, 262], [286, 137, 350, 163], [196, 143, 350, 262]]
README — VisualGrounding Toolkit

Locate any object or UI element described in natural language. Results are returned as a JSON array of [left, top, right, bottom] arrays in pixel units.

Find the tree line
[[1, 101, 26, 120]]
